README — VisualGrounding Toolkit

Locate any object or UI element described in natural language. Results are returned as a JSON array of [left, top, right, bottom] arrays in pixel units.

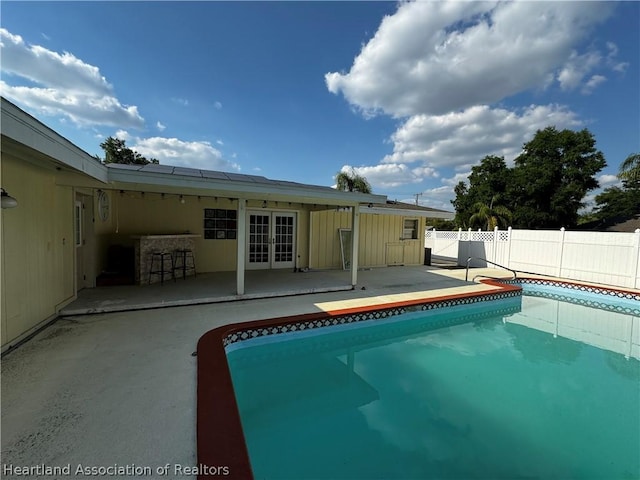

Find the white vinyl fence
[[425, 227, 640, 289]]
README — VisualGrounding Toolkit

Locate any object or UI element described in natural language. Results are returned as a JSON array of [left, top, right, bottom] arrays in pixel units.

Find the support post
[[557, 227, 566, 278], [236, 199, 246, 295], [350, 204, 360, 287], [633, 229, 640, 289], [506, 226, 512, 269]]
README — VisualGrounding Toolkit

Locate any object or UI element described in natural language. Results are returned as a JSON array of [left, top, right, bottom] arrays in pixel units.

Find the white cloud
[[384, 104, 582, 170], [598, 174, 620, 188], [131, 136, 240, 172], [115, 129, 131, 141], [172, 98, 189, 106], [582, 75, 607, 95], [214, 101, 222, 110], [417, 185, 458, 212], [216, 139, 224, 146], [156, 121, 166, 131], [443, 172, 473, 187], [558, 50, 602, 91], [340, 163, 436, 189], [606, 42, 629, 73], [382, 180, 468, 212], [0, 28, 144, 128], [326, 1, 613, 117]]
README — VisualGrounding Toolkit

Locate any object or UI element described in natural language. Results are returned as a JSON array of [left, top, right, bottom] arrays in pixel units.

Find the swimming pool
[[197, 280, 639, 479]]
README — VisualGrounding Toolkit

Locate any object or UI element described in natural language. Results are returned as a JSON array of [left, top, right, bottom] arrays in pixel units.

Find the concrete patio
[[58, 264, 494, 316], [1, 265, 508, 479]]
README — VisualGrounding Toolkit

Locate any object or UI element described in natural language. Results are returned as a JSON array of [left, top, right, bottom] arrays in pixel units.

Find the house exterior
[[310, 202, 454, 270], [1, 97, 453, 351]]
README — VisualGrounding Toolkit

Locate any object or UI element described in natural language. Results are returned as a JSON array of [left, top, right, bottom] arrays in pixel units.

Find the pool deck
[[1, 266, 636, 479], [58, 265, 500, 316]]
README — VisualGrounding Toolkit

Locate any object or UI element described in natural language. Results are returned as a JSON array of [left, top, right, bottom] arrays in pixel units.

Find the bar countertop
[[131, 234, 201, 239]]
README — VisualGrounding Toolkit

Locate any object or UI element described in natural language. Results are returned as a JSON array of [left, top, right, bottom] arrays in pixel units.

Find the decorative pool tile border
[[504, 278, 640, 302], [228, 299, 523, 368], [503, 278, 640, 316], [222, 289, 521, 348]]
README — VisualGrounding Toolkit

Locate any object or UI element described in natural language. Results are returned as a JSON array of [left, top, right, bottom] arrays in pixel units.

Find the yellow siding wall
[[99, 194, 310, 272], [1, 156, 74, 349], [309, 210, 426, 269]]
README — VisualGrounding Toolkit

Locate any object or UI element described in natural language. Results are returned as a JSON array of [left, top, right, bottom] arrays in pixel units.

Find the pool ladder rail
[[465, 257, 517, 282]]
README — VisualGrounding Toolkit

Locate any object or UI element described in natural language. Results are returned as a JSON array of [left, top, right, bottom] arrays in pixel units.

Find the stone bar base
[[132, 235, 200, 285]]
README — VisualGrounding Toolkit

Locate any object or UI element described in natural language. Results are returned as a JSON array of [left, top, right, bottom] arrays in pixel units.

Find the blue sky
[[2, 1, 638, 211]]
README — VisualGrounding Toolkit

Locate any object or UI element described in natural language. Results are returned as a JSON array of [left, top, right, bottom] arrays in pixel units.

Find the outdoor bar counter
[[132, 234, 200, 285]]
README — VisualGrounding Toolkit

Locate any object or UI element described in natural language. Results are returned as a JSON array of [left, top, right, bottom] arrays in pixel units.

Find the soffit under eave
[[0, 112, 107, 183], [363, 206, 455, 219], [1, 135, 107, 185]]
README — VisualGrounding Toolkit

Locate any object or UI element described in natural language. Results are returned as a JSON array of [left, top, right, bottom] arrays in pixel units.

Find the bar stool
[[148, 251, 174, 284], [173, 248, 196, 279]]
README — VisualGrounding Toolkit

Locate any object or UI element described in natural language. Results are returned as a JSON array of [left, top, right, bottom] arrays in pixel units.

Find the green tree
[[592, 186, 640, 220], [99, 137, 159, 165], [587, 152, 640, 225], [335, 168, 372, 194], [509, 127, 606, 228], [451, 155, 510, 228], [430, 218, 457, 230], [469, 195, 513, 230], [452, 181, 472, 228], [619, 153, 640, 183]]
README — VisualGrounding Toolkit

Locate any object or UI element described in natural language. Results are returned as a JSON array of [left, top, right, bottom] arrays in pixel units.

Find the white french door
[[246, 211, 296, 270]]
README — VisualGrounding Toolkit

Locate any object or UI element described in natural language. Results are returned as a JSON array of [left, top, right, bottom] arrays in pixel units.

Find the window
[[403, 219, 418, 240], [204, 209, 237, 239]]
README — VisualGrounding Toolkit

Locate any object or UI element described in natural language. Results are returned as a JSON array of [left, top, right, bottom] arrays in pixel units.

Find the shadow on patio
[[60, 265, 486, 315]]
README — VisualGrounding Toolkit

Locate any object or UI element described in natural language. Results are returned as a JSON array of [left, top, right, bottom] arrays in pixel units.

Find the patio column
[[350, 204, 360, 287], [236, 198, 246, 295]]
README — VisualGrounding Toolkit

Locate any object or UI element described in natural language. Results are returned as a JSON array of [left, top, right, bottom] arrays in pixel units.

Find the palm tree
[[469, 195, 512, 230], [619, 153, 640, 183], [335, 168, 372, 194]]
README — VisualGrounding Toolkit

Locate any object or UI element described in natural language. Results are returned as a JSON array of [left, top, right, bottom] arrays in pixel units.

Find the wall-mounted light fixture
[[1, 188, 18, 209], [262, 200, 267, 208], [180, 195, 185, 204]]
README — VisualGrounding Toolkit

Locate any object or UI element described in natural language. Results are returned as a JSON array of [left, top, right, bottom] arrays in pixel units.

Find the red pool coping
[[196, 279, 520, 479]]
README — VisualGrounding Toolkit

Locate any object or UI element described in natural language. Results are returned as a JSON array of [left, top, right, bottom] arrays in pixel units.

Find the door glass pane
[[249, 214, 270, 264]]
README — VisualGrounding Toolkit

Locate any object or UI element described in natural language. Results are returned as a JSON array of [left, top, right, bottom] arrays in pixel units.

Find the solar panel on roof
[[200, 170, 230, 180], [105, 163, 143, 171], [225, 173, 259, 182], [142, 164, 175, 174], [173, 167, 203, 177]]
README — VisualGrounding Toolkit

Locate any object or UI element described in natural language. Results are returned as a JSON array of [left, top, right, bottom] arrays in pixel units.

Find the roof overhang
[[363, 204, 455, 219], [105, 164, 387, 206], [1, 97, 107, 183]]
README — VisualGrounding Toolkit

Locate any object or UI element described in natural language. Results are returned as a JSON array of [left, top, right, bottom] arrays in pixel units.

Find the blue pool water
[[227, 285, 640, 480]]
